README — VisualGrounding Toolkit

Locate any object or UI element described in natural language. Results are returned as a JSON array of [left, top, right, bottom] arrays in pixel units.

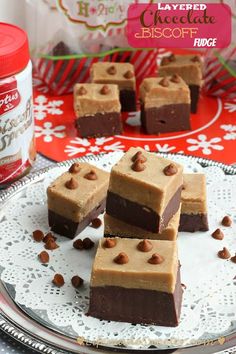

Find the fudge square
[[106, 147, 183, 234], [159, 54, 203, 113], [179, 174, 209, 232], [88, 237, 183, 326], [140, 75, 191, 135], [74, 83, 122, 138], [91, 62, 136, 112], [47, 162, 109, 238], [104, 206, 181, 241]]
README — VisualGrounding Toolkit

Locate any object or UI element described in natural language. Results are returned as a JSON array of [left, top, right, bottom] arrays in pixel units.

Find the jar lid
[[0, 23, 30, 79]]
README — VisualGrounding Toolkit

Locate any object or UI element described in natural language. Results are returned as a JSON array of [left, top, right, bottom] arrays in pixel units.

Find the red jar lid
[[0, 23, 30, 79]]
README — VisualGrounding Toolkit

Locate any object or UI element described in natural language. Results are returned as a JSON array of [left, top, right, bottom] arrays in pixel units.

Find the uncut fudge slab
[[91, 62, 136, 112], [88, 238, 183, 326], [159, 54, 203, 113], [74, 83, 122, 138], [140, 75, 191, 134], [47, 163, 109, 238], [106, 147, 183, 233], [104, 206, 181, 241], [179, 174, 209, 232]]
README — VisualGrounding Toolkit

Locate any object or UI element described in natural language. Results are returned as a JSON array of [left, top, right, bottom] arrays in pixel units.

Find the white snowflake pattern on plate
[[34, 95, 64, 120], [187, 134, 224, 155], [220, 124, 236, 141], [35, 122, 66, 143], [224, 100, 236, 113]]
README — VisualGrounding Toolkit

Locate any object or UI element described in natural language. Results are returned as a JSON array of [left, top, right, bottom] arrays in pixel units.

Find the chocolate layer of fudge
[[47, 162, 109, 238], [159, 54, 203, 113], [74, 83, 122, 138], [179, 174, 209, 232], [88, 237, 183, 326], [106, 147, 183, 234], [104, 206, 181, 241], [140, 76, 191, 134], [91, 62, 136, 112]]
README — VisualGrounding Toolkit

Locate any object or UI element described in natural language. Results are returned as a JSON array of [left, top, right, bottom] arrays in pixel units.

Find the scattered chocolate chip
[[211, 228, 224, 240], [32, 230, 44, 242], [77, 86, 87, 95], [69, 163, 81, 174], [159, 77, 169, 87], [83, 237, 94, 250], [163, 163, 178, 176], [103, 238, 117, 248], [71, 275, 84, 288], [100, 85, 110, 95], [191, 55, 201, 62], [148, 253, 164, 264], [52, 273, 65, 287], [218, 247, 231, 259], [170, 74, 181, 83], [44, 239, 59, 250], [131, 159, 146, 172], [131, 151, 147, 163], [231, 254, 236, 263], [84, 169, 98, 180], [168, 54, 176, 62], [114, 252, 129, 264], [43, 232, 57, 243], [137, 239, 153, 252], [38, 251, 49, 264], [161, 57, 170, 66], [124, 70, 134, 79], [65, 177, 78, 190], [221, 215, 232, 227], [73, 239, 84, 250], [107, 65, 116, 75], [91, 218, 102, 229]]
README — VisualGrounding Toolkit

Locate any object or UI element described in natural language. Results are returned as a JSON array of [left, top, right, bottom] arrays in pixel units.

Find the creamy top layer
[[104, 206, 181, 241], [139, 76, 190, 108], [91, 238, 178, 293], [91, 62, 136, 90], [74, 83, 121, 117], [109, 147, 183, 215], [181, 173, 207, 214], [47, 163, 109, 222], [159, 54, 203, 86]]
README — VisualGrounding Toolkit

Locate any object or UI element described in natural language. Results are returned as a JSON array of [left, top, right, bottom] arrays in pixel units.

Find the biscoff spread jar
[[0, 23, 35, 188]]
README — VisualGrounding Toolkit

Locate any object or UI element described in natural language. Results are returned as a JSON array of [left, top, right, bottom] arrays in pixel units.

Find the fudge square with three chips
[[159, 54, 203, 113], [179, 174, 209, 232], [139, 75, 191, 135], [106, 147, 183, 234], [73, 83, 122, 138], [91, 62, 136, 112], [88, 237, 183, 326], [47, 162, 109, 238]]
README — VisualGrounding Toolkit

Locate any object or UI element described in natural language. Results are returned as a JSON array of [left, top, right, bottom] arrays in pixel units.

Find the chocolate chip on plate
[[83, 237, 95, 250], [43, 232, 57, 243], [52, 273, 65, 287], [71, 275, 84, 288], [32, 230, 44, 242], [211, 228, 224, 240], [91, 218, 102, 229], [38, 251, 49, 264], [44, 238, 59, 250], [221, 215, 232, 227], [231, 254, 236, 263], [73, 239, 84, 250], [218, 247, 231, 259]]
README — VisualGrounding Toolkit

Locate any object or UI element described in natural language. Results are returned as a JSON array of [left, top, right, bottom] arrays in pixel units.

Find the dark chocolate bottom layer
[[179, 213, 209, 232], [48, 199, 106, 239], [106, 186, 182, 233], [88, 266, 183, 327], [141, 103, 191, 134], [76, 112, 122, 138], [189, 85, 200, 114], [120, 89, 136, 112]]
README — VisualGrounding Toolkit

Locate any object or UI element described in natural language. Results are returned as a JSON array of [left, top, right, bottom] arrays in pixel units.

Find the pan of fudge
[[0, 146, 236, 353]]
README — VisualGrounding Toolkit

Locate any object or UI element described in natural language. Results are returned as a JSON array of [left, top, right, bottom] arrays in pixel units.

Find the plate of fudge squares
[[0, 148, 236, 354]]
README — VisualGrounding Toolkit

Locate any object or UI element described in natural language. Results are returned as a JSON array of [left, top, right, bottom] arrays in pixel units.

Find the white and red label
[[0, 78, 21, 115]]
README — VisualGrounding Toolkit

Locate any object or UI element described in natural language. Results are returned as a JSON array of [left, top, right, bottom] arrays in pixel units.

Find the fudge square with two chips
[[74, 83, 122, 138], [88, 237, 183, 326], [106, 147, 183, 234], [140, 75, 191, 135]]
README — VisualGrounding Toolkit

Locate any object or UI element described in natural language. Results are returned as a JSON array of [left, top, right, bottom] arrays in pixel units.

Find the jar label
[[0, 78, 21, 115]]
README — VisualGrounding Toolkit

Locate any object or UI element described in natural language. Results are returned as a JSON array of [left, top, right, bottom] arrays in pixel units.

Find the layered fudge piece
[[88, 237, 183, 326], [91, 62, 136, 112], [179, 174, 209, 232], [74, 83, 122, 138], [140, 76, 191, 134], [47, 162, 109, 238], [106, 147, 183, 234], [159, 54, 203, 113], [104, 206, 181, 241]]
